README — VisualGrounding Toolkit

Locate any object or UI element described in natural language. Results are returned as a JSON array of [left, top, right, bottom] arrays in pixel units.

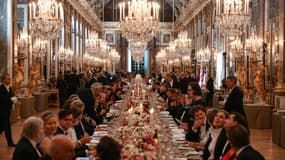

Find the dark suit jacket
[[236, 145, 265, 160], [77, 88, 97, 120], [203, 128, 228, 160], [224, 86, 245, 116], [186, 120, 210, 142], [86, 78, 98, 88], [12, 138, 41, 160], [0, 84, 13, 111]]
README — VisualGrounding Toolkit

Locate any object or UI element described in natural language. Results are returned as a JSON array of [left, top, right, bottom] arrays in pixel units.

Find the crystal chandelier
[[230, 38, 244, 58], [156, 48, 167, 64], [197, 47, 211, 63], [215, 0, 249, 37], [109, 49, 120, 63], [174, 31, 192, 56], [32, 39, 47, 58], [245, 34, 263, 59], [17, 29, 31, 55], [58, 47, 74, 62], [29, 0, 64, 40], [17, 29, 30, 49], [181, 55, 191, 64], [85, 31, 100, 53], [119, 0, 160, 42]]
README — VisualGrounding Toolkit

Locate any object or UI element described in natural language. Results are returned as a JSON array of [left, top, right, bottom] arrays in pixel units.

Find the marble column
[[273, 0, 285, 108], [0, 0, 13, 75]]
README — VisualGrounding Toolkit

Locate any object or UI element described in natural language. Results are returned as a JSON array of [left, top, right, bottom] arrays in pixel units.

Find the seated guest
[[56, 109, 94, 157], [186, 106, 210, 142], [186, 82, 206, 107], [96, 136, 121, 160], [78, 82, 103, 122], [56, 109, 73, 135], [69, 99, 95, 137], [226, 125, 265, 160], [179, 82, 206, 130], [64, 95, 96, 135], [12, 116, 44, 160], [48, 135, 75, 160], [39, 111, 57, 154], [69, 107, 91, 147], [220, 112, 249, 160], [224, 112, 248, 131], [190, 110, 228, 160]]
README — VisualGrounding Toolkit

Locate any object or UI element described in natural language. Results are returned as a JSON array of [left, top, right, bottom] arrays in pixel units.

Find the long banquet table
[[87, 86, 201, 160]]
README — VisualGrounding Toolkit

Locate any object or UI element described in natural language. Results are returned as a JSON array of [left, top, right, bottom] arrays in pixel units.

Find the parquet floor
[[1, 107, 285, 160]]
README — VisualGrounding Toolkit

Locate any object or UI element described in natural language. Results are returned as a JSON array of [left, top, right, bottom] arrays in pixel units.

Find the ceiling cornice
[[67, 0, 102, 31], [175, 0, 211, 28], [102, 22, 175, 32]]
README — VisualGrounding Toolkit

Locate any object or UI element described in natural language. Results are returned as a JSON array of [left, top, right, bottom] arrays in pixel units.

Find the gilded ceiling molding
[[175, 0, 211, 28], [102, 22, 175, 32], [66, 0, 102, 31]]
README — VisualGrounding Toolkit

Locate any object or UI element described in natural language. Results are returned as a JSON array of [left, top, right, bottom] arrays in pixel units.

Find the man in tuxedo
[[77, 82, 103, 123], [227, 124, 265, 160], [224, 76, 246, 117], [85, 72, 99, 88], [0, 73, 16, 147], [164, 73, 179, 89], [220, 112, 249, 159], [185, 106, 210, 142]]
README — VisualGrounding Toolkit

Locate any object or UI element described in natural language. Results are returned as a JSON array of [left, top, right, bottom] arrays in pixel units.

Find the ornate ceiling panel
[[83, 0, 210, 29]]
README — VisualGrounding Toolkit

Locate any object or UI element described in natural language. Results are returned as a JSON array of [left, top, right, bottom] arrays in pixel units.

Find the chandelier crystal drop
[[29, 0, 64, 40], [119, 0, 160, 42], [215, 0, 249, 37]]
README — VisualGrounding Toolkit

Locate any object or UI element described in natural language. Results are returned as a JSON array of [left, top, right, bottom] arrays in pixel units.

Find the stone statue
[[13, 55, 25, 95], [238, 66, 251, 100], [253, 64, 269, 104], [28, 58, 41, 96]]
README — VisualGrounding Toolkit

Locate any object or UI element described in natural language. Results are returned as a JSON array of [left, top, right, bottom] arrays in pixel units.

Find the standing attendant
[[0, 73, 16, 147], [224, 76, 245, 117]]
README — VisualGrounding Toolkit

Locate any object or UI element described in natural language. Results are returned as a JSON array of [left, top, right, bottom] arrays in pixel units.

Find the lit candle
[[150, 108, 154, 123], [128, 107, 133, 125], [131, 90, 135, 97], [140, 103, 143, 119]]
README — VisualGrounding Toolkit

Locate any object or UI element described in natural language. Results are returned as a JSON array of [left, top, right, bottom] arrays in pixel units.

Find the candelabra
[[245, 34, 263, 60], [32, 39, 47, 58], [230, 38, 244, 58], [17, 29, 31, 54], [29, 0, 64, 40], [119, 0, 160, 42]]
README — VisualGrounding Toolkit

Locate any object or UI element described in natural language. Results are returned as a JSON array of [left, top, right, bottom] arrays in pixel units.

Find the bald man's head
[[49, 135, 75, 160]]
